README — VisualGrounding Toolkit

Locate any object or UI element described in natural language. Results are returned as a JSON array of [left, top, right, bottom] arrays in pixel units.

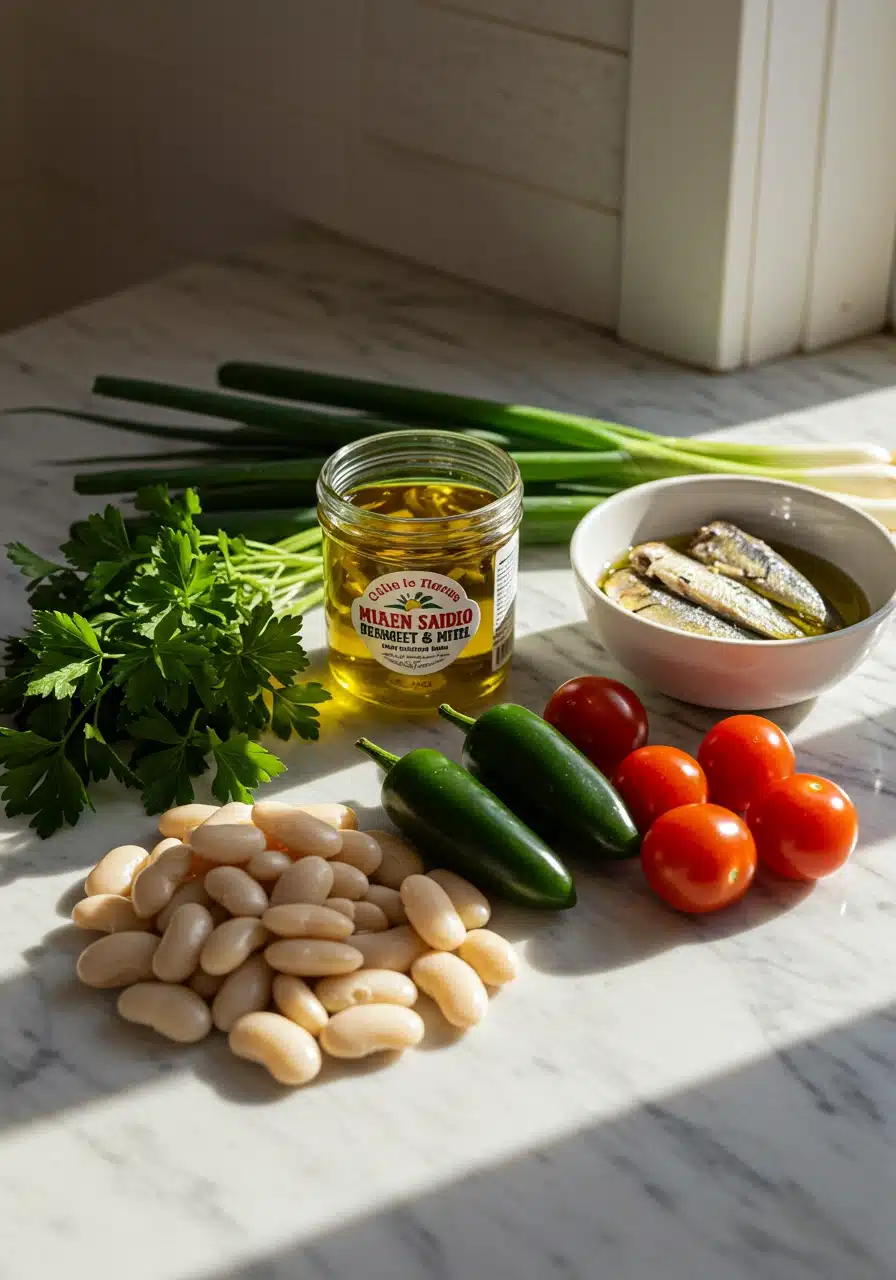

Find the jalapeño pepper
[[356, 739, 575, 910], [438, 702, 640, 860]]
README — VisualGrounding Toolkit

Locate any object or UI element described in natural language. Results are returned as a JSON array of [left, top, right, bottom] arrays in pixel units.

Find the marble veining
[[0, 225, 895, 1279]]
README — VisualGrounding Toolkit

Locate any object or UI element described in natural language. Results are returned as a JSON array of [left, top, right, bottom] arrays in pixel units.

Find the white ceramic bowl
[[570, 475, 896, 709]]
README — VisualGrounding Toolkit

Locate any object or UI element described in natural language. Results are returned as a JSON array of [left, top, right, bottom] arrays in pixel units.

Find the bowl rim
[[570, 473, 896, 649]]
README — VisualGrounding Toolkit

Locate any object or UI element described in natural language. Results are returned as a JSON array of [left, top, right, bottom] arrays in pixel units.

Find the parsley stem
[[62, 682, 112, 745]]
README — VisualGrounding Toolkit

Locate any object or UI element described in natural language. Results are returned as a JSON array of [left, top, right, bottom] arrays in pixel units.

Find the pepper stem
[[356, 738, 401, 771], [438, 704, 476, 730]]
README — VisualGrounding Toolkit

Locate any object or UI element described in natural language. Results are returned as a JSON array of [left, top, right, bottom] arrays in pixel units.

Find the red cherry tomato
[[746, 773, 858, 881], [612, 746, 708, 834], [640, 803, 757, 914], [544, 676, 648, 777], [697, 715, 795, 812]]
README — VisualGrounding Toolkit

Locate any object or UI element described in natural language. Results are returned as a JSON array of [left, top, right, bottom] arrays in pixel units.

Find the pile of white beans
[[72, 799, 518, 1086]]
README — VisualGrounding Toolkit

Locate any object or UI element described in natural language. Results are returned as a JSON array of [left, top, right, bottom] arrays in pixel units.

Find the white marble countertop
[[1, 226, 896, 1280]]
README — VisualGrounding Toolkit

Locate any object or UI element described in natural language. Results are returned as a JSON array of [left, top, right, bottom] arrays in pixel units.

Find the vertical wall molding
[[619, 0, 896, 370]]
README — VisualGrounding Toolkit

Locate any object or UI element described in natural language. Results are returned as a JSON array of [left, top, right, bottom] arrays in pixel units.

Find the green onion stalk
[[34, 365, 896, 555]]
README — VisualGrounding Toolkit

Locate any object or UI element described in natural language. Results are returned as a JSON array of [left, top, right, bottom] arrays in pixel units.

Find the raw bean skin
[[229, 1012, 322, 1085], [298, 803, 357, 830], [152, 837, 186, 858], [315, 969, 418, 1013], [270, 857, 334, 907], [205, 866, 269, 918], [411, 952, 488, 1028], [200, 918, 270, 975], [252, 802, 343, 858], [320, 1005, 425, 1058], [324, 898, 355, 921], [262, 903, 355, 940], [156, 881, 213, 933], [367, 830, 424, 889], [189, 969, 225, 999], [212, 954, 274, 1032], [246, 848, 292, 882], [265, 938, 363, 977], [333, 830, 382, 877], [118, 982, 212, 1043], [153, 904, 215, 983], [348, 926, 428, 974], [158, 804, 218, 841], [131, 843, 193, 918], [457, 929, 519, 986], [400, 875, 466, 951], [352, 902, 388, 933], [85, 845, 150, 898], [272, 974, 329, 1035], [328, 862, 368, 901], [427, 869, 491, 929], [363, 885, 406, 926], [190, 821, 265, 865], [77, 932, 161, 989], [72, 894, 151, 934], [201, 802, 253, 826]]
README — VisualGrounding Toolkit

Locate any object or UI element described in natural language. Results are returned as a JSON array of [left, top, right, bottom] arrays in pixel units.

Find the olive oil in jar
[[317, 432, 523, 712]]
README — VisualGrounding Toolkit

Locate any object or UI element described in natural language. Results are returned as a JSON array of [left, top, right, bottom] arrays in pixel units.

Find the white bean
[[272, 974, 329, 1036], [366, 830, 424, 889], [328, 862, 368, 901], [352, 902, 388, 934], [348, 926, 428, 974], [158, 803, 218, 841], [324, 898, 355, 921], [400, 875, 466, 951], [269, 857, 333, 907], [151, 837, 187, 859], [315, 969, 418, 1013], [457, 929, 519, 986], [265, 938, 363, 977], [205, 866, 269, 918], [155, 880, 213, 933], [332, 830, 382, 877], [211, 954, 274, 1032], [363, 885, 406, 926], [131, 842, 193, 918], [251, 802, 343, 858], [229, 1012, 322, 1085], [153, 904, 215, 983], [262, 904, 355, 940], [189, 969, 225, 999], [77, 932, 160, 989], [118, 982, 212, 1043], [190, 821, 265, 865], [427, 869, 491, 930], [200, 801, 253, 826], [72, 894, 152, 934], [320, 1006, 424, 1058], [297, 802, 357, 830], [85, 845, 150, 898], [245, 848, 292, 882], [200, 918, 270, 975], [411, 952, 488, 1028]]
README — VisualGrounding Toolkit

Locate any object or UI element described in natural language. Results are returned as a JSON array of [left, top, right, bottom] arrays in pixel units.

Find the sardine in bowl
[[570, 475, 896, 710]]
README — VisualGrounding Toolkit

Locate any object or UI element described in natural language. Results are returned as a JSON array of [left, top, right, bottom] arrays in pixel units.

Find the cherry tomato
[[612, 746, 708, 834], [745, 773, 858, 880], [544, 676, 648, 777], [697, 715, 795, 812], [640, 803, 756, 914]]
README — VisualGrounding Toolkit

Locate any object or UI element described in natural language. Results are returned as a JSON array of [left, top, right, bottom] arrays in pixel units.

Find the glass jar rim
[[317, 429, 523, 533]]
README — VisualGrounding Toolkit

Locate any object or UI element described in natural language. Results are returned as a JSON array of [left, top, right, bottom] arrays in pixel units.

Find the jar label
[[491, 532, 519, 671], [351, 571, 481, 675]]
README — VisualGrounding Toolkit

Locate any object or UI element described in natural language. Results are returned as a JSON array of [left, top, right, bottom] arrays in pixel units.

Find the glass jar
[[317, 430, 523, 712]]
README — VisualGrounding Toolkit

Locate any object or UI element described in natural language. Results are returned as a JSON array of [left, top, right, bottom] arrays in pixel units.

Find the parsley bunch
[[0, 487, 329, 837]]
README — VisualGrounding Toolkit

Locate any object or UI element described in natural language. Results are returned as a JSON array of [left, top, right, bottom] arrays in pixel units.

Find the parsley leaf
[[270, 683, 331, 741], [206, 727, 286, 803], [26, 612, 105, 701], [0, 727, 92, 837]]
